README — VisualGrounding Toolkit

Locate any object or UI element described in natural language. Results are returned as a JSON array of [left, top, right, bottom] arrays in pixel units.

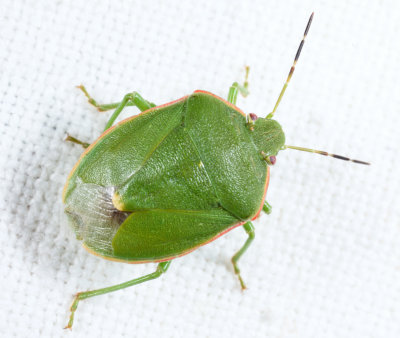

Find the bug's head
[[244, 13, 369, 167], [250, 116, 285, 165], [250, 13, 369, 166]]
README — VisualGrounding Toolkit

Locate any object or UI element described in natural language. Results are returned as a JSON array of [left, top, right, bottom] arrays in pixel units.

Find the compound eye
[[267, 156, 276, 165], [261, 151, 277, 165]]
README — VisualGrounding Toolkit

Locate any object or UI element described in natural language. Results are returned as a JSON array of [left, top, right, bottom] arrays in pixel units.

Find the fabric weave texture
[[0, 1, 399, 337]]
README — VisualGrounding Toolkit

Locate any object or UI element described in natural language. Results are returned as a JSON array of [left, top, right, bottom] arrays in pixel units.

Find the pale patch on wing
[[64, 180, 130, 257]]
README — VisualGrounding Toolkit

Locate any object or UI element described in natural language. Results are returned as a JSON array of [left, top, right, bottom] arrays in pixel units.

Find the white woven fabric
[[1, 1, 399, 337]]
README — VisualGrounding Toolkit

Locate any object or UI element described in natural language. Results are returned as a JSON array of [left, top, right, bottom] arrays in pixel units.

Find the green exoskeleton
[[63, 13, 368, 328]]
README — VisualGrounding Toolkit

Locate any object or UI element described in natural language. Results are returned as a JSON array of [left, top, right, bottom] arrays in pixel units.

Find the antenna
[[284, 145, 370, 165], [267, 12, 314, 119]]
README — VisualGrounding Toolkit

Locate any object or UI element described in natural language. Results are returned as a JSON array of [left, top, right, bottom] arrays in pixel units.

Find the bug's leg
[[65, 261, 171, 329], [65, 134, 90, 149], [231, 221, 254, 290], [227, 66, 250, 104], [77, 85, 156, 112], [103, 92, 156, 131], [68, 89, 156, 148], [263, 201, 272, 214]]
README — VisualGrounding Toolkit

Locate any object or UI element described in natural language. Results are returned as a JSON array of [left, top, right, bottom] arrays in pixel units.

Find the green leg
[[65, 261, 171, 329], [102, 91, 156, 131], [78, 85, 156, 131], [231, 221, 254, 290], [77, 85, 156, 112], [263, 200, 272, 214], [65, 134, 90, 149], [227, 66, 250, 104], [68, 86, 157, 147]]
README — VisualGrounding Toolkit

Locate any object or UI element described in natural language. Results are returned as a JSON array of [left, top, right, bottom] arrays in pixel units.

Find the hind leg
[[65, 261, 171, 329]]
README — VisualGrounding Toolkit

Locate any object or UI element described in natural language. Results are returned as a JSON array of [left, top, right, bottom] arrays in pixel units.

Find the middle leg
[[67, 87, 157, 148], [77, 85, 156, 112], [231, 221, 255, 290]]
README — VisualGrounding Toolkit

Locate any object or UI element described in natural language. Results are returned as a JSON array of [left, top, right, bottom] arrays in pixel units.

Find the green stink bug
[[63, 13, 369, 328]]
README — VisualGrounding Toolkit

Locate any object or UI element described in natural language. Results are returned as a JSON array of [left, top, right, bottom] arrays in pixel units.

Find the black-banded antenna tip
[[268, 13, 315, 118], [285, 145, 370, 165], [304, 13, 314, 36]]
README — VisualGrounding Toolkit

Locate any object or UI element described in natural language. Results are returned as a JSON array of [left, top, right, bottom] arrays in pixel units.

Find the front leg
[[227, 66, 250, 104]]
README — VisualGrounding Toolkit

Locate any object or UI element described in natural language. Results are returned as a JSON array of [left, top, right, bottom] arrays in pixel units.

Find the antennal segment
[[267, 12, 314, 119], [284, 145, 370, 165]]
